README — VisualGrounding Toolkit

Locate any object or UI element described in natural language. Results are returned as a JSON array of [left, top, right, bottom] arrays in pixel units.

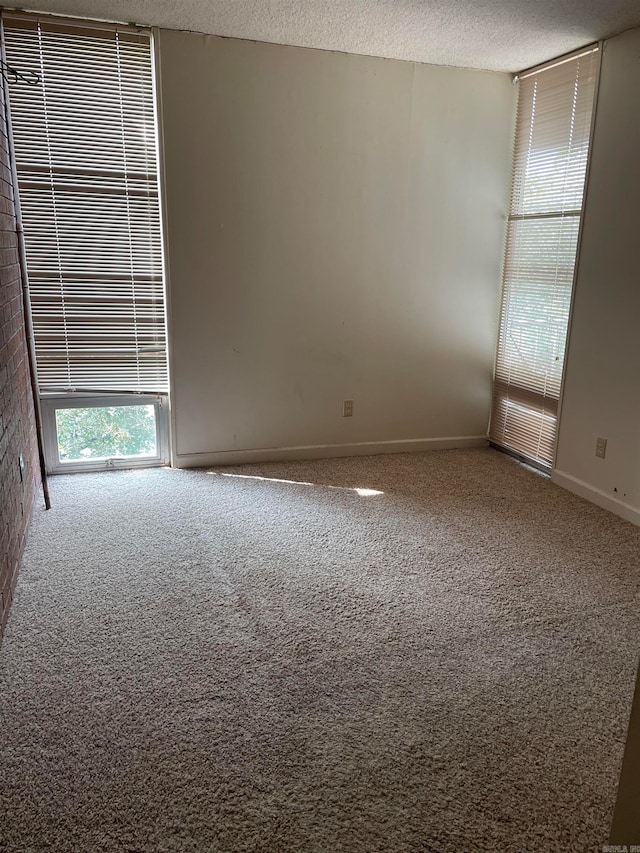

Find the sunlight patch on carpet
[[211, 471, 384, 496]]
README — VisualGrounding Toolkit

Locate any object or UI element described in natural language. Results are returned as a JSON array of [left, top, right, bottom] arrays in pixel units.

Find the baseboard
[[552, 469, 640, 527], [173, 435, 489, 469]]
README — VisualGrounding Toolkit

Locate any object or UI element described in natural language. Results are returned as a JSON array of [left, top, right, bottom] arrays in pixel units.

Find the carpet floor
[[1, 448, 639, 852]]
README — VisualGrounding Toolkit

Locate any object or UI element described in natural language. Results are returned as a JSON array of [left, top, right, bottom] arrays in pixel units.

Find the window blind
[[3, 14, 167, 393], [490, 47, 598, 467]]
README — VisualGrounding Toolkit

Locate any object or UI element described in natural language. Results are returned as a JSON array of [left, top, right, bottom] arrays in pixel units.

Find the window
[[41, 395, 169, 474], [3, 13, 168, 471], [490, 47, 599, 468]]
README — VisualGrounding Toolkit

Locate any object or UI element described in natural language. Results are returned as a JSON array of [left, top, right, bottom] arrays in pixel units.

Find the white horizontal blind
[[490, 48, 598, 467], [3, 15, 167, 393]]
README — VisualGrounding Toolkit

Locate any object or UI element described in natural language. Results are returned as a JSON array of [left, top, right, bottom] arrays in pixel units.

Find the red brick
[[0, 77, 40, 637]]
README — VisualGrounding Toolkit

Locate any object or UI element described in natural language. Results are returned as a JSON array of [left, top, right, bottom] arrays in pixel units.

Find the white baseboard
[[552, 469, 640, 527], [173, 435, 489, 469]]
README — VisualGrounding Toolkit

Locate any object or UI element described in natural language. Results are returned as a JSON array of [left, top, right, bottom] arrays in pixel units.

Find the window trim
[[40, 393, 170, 474], [553, 42, 604, 467]]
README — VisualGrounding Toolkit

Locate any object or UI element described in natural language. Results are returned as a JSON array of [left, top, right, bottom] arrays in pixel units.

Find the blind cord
[[0, 58, 38, 86]]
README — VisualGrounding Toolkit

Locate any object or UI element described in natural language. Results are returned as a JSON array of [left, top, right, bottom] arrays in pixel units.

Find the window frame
[[40, 393, 170, 474]]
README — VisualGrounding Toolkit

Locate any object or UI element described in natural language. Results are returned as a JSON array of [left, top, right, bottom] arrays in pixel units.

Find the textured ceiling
[[12, 0, 640, 72]]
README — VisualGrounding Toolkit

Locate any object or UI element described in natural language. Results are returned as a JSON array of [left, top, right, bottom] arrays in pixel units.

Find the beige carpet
[[1, 448, 639, 852]]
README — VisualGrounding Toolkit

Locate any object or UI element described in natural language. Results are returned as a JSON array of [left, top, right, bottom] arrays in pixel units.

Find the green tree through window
[[56, 406, 156, 461]]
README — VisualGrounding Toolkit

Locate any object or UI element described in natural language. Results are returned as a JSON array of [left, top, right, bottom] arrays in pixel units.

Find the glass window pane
[[55, 404, 157, 462]]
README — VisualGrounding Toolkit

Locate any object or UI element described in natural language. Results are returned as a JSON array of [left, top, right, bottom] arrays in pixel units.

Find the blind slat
[[490, 49, 598, 467], [3, 15, 167, 394]]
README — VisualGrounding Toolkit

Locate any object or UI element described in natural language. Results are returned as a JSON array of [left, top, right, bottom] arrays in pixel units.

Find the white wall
[[156, 29, 515, 466], [554, 28, 640, 525]]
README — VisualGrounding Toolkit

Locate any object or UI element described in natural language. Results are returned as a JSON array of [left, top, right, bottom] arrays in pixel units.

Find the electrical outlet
[[595, 437, 607, 459], [343, 399, 353, 418]]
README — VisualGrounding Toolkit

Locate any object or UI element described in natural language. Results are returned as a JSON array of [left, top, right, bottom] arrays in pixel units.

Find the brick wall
[[0, 77, 41, 635]]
